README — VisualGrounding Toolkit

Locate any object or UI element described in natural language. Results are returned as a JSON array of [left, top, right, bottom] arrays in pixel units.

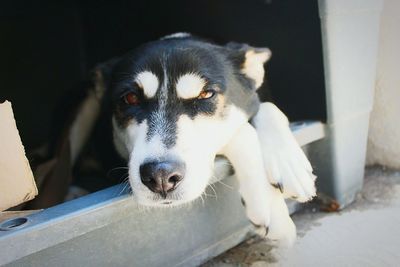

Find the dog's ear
[[93, 57, 120, 97], [225, 42, 271, 89]]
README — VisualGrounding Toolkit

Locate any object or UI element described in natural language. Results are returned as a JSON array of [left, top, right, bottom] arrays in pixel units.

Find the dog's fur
[[86, 33, 316, 246]]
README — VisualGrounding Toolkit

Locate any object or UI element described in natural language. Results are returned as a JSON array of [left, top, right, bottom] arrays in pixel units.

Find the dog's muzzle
[[139, 160, 185, 198]]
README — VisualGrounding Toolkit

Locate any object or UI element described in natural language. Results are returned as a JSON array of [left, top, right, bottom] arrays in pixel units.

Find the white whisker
[[208, 184, 218, 200], [215, 180, 234, 190]]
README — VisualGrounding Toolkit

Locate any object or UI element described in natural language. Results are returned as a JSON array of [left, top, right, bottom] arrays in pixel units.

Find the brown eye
[[197, 89, 215, 100], [123, 92, 140, 105]]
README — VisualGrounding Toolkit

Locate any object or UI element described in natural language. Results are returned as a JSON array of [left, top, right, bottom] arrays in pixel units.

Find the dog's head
[[96, 33, 271, 206]]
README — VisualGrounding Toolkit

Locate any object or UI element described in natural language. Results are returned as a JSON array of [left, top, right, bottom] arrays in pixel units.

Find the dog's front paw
[[253, 103, 317, 202], [267, 190, 297, 247], [265, 144, 316, 202], [242, 190, 297, 248]]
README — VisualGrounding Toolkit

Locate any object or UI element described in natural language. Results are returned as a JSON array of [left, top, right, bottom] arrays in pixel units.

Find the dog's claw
[[271, 183, 283, 193], [252, 224, 269, 238], [241, 197, 246, 206]]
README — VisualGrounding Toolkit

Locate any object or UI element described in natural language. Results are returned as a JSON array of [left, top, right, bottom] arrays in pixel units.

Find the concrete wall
[[366, 0, 400, 169]]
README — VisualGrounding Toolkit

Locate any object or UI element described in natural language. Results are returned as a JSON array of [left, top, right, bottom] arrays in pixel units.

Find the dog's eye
[[197, 90, 215, 100], [123, 92, 140, 106]]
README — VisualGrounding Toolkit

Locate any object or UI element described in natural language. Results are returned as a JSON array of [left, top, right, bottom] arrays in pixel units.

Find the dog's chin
[[136, 198, 192, 207], [133, 194, 200, 207], [132, 186, 207, 208]]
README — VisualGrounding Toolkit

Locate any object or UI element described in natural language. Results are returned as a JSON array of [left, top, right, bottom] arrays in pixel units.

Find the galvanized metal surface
[[290, 121, 324, 147], [3, 177, 252, 267], [0, 121, 324, 266]]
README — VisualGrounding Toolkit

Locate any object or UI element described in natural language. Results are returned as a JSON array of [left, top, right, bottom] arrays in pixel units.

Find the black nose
[[139, 161, 185, 198]]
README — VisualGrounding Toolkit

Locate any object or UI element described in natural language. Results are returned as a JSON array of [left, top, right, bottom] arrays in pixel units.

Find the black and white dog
[[82, 33, 316, 246]]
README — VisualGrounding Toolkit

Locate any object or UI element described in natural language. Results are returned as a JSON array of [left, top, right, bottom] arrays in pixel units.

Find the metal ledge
[[0, 121, 324, 266], [290, 120, 325, 147]]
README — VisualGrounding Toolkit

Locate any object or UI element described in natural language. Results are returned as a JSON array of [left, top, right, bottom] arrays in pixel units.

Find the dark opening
[[0, 0, 326, 207]]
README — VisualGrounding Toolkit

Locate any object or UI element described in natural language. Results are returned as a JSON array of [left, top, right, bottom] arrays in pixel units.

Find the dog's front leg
[[220, 123, 296, 247], [252, 102, 317, 202]]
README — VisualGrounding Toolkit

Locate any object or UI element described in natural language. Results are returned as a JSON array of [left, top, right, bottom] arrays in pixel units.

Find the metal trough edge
[[0, 121, 324, 266]]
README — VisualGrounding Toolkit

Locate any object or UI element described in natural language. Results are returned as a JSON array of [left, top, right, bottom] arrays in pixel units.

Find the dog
[[83, 33, 316, 246]]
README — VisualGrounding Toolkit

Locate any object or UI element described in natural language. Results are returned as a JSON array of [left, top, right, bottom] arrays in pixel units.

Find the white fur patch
[[161, 32, 191, 40], [241, 49, 271, 89], [135, 71, 159, 98], [220, 123, 296, 247], [252, 102, 316, 202], [175, 73, 206, 99]]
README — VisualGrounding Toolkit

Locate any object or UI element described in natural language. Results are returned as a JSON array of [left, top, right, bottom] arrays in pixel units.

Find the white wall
[[367, 0, 400, 169]]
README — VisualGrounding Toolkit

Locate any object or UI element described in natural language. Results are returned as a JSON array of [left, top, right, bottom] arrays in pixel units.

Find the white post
[[311, 0, 383, 207]]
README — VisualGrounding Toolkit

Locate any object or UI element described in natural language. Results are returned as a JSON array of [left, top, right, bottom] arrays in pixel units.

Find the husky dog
[[91, 33, 316, 246]]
